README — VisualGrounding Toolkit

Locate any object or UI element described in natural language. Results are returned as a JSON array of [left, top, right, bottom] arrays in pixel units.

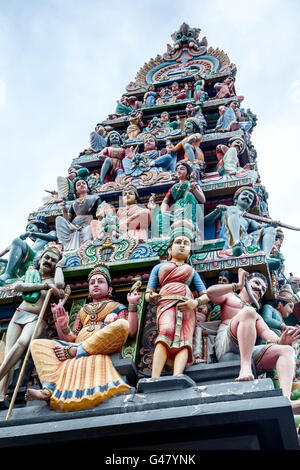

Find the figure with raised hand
[[25, 263, 141, 412], [99, 130, 126, 184]]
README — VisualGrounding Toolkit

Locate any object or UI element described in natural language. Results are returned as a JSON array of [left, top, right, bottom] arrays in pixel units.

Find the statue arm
[[52, 301, 77, 342], [14, 281, 50, 293], [30, 231, 58, 242], [190, 183, 206, 204], [204, 208, 222, 225], [145, 264, 161, 302]]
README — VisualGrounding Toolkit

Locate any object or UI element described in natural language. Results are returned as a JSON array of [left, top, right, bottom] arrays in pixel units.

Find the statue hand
[[237, 268, 249, 290], [127, 291, 142, 305], [270, 220, 280, 228], [177, 299, 198, 312], [104, 313, 118, 325], [216, 204, 227, 212], [52, 301, 69, 329], [19, 232, 29, 240], [278, 326, 300, 346]]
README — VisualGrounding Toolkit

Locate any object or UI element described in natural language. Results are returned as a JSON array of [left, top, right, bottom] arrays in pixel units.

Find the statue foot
[[235, 365, 254, 382], [232, 243, 244, 257], [25, 388, 50, 402], [54, 345, 76, 361]]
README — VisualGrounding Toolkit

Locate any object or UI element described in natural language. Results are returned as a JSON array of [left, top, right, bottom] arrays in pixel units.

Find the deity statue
[[145, 227, 208, 378], [156, 86, 174, 106], [158, 111, 182, 137], [253, 175, 269, 215], [215, 137, 257, 182], [90, 201, 120, 241], [159, 161, 206, 236], [99, 130, 126, 184], [0, 216, 57, 286], [214, 76, 235, 100], [169, 117, 205, 173], [126, 110, 144, 141], [117, 185, 151, 243], [122, 134, 176, 177], [261, 285, 298, 338], [204, 186, 280, 270], [215, 104, 241, 133], [193, 74, 206, 104], [230, 101, 253, 133], [170, 81, 188, 101], [0, 245, 64, 407], [55, 177, 102, 251], [25, 263, 141, 412], [89, 123, 107, 152], [185, 103, 207, 134], [206, 268, 300, 413], [143, 84, 157, 107]]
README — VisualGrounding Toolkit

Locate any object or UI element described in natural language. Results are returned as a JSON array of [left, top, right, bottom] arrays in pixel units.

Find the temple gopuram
[[0, 23, 299, 453]]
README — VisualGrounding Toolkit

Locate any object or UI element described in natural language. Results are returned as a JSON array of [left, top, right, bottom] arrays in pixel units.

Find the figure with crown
[[25, 263, 141, 412]]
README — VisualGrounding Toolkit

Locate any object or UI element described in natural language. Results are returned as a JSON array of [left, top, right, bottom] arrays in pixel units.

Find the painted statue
[[185, 103, 207, 134], [90, 201, 120, 241], [55, 177, 102, 251], [0, 216, 57, 286], [216, 137, 257, 182], [158, 111, 182, 137], [126, 110, 144, 141], [117, 185, 151, 243], [122, 134, 176, 177], [169, 117, 205, 173], [145, 228, 208, 378], [99, 130, 126, 184], [261, 285, 298, 337], [25, 263, 141, 412], [159, 162, 206, 236], [214, 76, 235, 99], [89, 123, 107, 152], [143, 84, 157, 107], [206, 267, 300, 413], [0, 245, 64, 408], [204, 186, 280, 270], [193, 74, 206, 104], [215, 104, 240, 133]]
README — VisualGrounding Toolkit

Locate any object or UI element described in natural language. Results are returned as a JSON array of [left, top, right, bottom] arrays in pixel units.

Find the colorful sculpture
[[206, 268, 300, 411], [25, 263, 141, 411], [126, 110, 144, 141], [159, 161, 206, 235], [143, 84, 157, 107], [169, 117, 205, 173], [89, 123, 107, 152], [55, 177, 102, 251], [204, 186, 280, 269], [261, 285, 298, 337], [0, 245, 64, 407], [193, 74, 206, 104], [117, 185, 151, 242], [0, 216, 57, 286], [214, 76, 235, 99], [145, 229, 208, 377], [90, 201, 120, 241], [215, 104, 240, 133], [99, 130, 126, 184]]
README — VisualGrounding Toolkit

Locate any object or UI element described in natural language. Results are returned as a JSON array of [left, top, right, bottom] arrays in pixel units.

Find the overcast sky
[[0, 0, 300, 277]]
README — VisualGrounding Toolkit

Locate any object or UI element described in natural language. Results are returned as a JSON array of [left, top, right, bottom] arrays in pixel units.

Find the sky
[[0, 0, 300, 278]]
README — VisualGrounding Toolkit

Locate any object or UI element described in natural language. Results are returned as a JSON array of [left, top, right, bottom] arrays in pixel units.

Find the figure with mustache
[[207, 268, 300, 412], [0, 246, 64, 407], [204, 186, 280, 271]]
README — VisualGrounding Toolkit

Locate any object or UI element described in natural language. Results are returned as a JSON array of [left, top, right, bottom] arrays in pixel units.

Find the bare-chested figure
[[0, 246, 64, 407], [206, 268, 300, 411]]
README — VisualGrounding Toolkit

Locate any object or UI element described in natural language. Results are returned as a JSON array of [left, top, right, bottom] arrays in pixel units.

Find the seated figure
[[117, 185, 151, 243], [25, 263, 141, 412]]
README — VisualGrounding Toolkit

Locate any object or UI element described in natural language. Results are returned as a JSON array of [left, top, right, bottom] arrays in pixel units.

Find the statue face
[[218, 275, 230, 284], [236, 189, 255, 210], [109, 131, 121, 146], [144, 136, 157, 151], [89, 274, 111, 300], [279, 301, 294, 318], [184, 120, 194, 134], [122, 188, 137, 206], [176, 164, 189, 181], [39, 250, 60, 275], [75, 179, 88, 196], [247, 276, 267, 302], [169, 235, 191, 261], [160, 112, 169, 122]]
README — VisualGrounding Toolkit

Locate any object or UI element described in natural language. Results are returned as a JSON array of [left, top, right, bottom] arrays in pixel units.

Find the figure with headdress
[[0, 216, 57, 286], [25, 263, 141, 412], [214, 76, 235, 100], [193, 74, 207, 105], [0, 245, 64, 407], [261, 285, 299, 338], [55, 176, 102, 251], [126, 110, 144, 141], [169, 117, 205, 173], [215, 104, 241, 133], [90, 201, 120, 242], [99, 130, 126, 184], [143, 84, 157, 107], [216, 137, 257, 182], [159, 161, 206, 237], [185, 103, 207, 135], [204, 186, 280, 270], [117, 185, 151, 243], [145, 226, 208, 378]]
